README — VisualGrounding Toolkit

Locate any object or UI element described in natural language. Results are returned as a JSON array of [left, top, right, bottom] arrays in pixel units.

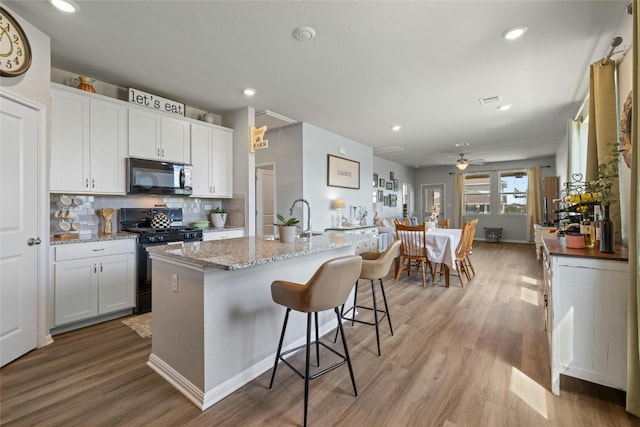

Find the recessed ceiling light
[[390, 125, 402, 132], [243, 88, 256, 96], [502, 26, 527, 40], [497, 104, 512, 111], [49, 0, 79, 13]]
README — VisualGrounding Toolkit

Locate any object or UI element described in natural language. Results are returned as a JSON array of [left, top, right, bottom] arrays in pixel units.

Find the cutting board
[[52, 233, 80, 241]]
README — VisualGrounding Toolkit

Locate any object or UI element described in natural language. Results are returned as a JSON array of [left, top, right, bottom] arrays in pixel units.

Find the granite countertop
[[147, 233, 370, 270], [50, 232, 138, 245], [542, 237, 628, 261], [201, 226, 244, 233], [325, 225, 378, 231]]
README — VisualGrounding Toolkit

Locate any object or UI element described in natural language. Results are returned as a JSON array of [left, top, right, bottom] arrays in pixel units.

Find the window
[[499, 170, 528, 214], [464, 174, 491, 214]]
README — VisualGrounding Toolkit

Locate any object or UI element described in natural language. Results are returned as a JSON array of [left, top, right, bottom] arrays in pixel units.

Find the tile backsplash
[[50, 194, 245, 236]]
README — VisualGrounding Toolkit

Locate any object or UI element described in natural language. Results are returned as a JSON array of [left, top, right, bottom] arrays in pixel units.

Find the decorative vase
[[77, 76, 96, 93], [278, 225, 296, 243], [210, 213, 227, 229], [599, 205, 615, 253]]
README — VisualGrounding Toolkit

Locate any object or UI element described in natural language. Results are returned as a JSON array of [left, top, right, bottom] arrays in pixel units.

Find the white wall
[[259, 123, 374, 231], [413, 156, 557, 242]]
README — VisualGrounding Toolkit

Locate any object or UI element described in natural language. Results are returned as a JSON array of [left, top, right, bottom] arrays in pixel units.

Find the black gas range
[[120, 208, 203, 313]]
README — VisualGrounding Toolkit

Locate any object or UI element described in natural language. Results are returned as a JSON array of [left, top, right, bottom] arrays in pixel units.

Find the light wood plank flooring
[[2, 242, 637, 426]]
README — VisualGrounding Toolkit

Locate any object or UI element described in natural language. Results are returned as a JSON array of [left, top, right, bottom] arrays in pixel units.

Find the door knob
[[27, 237, 41, 246]]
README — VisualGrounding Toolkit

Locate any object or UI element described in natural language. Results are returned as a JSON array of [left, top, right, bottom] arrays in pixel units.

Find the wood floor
[[2, 242, 637, 426]]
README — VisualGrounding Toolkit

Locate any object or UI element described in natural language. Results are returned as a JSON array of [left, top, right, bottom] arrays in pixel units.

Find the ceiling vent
[[374, 146, 405, 154], [478, 96, 502, 106]]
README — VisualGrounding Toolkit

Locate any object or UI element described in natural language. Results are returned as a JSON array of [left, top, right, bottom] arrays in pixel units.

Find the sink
[[298, 231, 324, 237], [261, 235, 278, 241]]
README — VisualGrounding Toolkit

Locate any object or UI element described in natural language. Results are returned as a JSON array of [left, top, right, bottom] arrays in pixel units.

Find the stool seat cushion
[[271, 255, 362, 313], [359, 240, 401, 280]]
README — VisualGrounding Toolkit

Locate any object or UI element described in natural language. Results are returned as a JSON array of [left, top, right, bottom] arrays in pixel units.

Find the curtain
[[455, 173, 464, 228], [585, 55, 622, 243], [526, 166, 542, 241], [627, 0, 640, 416], [568, 118, 588, 182]]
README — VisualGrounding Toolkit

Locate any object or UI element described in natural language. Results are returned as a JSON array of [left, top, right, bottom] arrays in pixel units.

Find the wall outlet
[[172, 274, 178, 292]]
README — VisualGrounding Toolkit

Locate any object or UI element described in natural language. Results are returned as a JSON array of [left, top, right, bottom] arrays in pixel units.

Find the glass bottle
[[580, 218, 594, 249]]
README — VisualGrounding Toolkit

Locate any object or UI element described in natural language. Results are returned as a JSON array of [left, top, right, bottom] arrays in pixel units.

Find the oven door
[[127, 157, 192, 196], [135, 241, 172, 314]]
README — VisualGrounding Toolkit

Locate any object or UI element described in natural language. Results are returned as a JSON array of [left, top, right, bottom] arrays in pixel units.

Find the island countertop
[[147, 233, 370, 270]]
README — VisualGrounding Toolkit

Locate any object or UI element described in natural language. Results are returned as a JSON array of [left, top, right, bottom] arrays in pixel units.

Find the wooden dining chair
[[464, 219, 478, 276], [393, 218, 408, 227], [394, 223, 434, 287], [453, 221, 473, 287], [437, 218, 450, 228]]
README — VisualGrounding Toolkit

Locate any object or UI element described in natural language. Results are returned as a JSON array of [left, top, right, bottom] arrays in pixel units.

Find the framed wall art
[[379, 178, 385, 188], [327, 154, 360, 189], [377, 190, 383, 203], [393, 179, 398, 191], [386, 182, 393, 190], [373, 173, 378, 187]]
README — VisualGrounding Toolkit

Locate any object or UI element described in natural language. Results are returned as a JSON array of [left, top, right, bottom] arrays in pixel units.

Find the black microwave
[[127, 158, 192, 196]]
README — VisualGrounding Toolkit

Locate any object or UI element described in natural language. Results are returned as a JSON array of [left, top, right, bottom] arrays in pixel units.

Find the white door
[[0, 96, 39, 367], [256, 166, 275, 236]]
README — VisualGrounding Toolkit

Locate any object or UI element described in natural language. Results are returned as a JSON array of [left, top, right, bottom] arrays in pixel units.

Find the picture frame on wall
[[327, 154, 360, 189], [377, 190, 383, 203], [393, 179, 398, 191], [390, 194, 397, 207], [386, 182, 393, 190], [373, 173, 378, 187], [390, 171, 394, 180], [384, 194, 390, 206], [379, 178, 385, 188]]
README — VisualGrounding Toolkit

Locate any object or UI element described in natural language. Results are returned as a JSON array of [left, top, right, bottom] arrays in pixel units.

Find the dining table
[[393, 227, 463, 287]]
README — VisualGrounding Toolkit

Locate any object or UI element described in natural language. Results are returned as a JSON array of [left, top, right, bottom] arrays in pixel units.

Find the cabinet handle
[[212, 186, 215, 194], [92, 248, 105, 252], [93, 264, 97, 273], [161, 148, 165, 157], [92, 178, 95, 188], [100, 263, 103, 273], [156, 148, 160, 157], [85, 178, 89, 188]]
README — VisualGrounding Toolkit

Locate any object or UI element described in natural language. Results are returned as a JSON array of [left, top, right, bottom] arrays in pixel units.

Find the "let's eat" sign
[[128, 87, 185, 116]]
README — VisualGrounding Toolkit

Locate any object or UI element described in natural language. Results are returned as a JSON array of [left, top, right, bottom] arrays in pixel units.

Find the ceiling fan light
[[456, 162, 469, 171]]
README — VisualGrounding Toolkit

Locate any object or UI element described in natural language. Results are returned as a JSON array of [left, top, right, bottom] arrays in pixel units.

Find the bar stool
[[269, 255, 363, 427], [336, 240, 401, 356]]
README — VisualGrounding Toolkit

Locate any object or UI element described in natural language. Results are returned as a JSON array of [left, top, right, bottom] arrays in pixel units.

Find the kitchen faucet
[[289, 198, 311, 237]]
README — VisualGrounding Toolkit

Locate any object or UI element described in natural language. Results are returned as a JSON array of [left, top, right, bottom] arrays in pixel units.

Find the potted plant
[[210, 207, 227, 229], [276, 213, 299, 243]]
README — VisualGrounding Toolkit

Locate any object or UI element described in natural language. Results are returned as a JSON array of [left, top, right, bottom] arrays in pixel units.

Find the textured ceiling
[[5, 1, 632, 168]]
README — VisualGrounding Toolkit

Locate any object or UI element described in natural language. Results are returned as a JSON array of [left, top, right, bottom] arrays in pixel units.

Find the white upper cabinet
[[50, 84, 126, 194], [128, 108, 191, 164], [191, 123, 233, 198]]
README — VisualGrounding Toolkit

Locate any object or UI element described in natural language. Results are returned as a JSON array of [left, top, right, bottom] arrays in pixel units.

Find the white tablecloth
[[426, 228, 462, 272]]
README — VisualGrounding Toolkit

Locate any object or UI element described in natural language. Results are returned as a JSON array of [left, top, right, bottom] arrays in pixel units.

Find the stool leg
[[269, 308, 290, 389], [379, 278, 393, 336], [351, 280, 359, 326], [314, 312, 320, 367], [370, 279, 381, 356], [335, 307, 358, 397], [304, 313, 312, 427], [333, 303, 345, 344]]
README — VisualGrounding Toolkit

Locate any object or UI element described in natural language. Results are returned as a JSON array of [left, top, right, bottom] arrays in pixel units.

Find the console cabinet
[[51, 240, 135, 329], [191, 123, 234, 198], [50, 84, 127, 194], [543, 238, 628, 395]]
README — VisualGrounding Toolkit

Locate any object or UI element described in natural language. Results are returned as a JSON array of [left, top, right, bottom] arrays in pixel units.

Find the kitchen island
[[146, 234, 368, 410]]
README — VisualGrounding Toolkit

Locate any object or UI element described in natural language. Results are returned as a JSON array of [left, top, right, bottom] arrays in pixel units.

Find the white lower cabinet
[[52, 240, 135, 327], [203, 229, 244, 241], [544, 240, 628, 395]]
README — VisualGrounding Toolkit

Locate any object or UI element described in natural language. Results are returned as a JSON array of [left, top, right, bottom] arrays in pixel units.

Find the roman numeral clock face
[[0, 7, 32, 77]]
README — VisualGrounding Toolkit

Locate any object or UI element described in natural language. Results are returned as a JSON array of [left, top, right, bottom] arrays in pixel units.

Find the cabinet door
[[54, 259, 98, 325], [210, 127, 233, 197], [50, 89, 90, 192], [89, 99, 127, 194], [190, 124, 212, 196], [98, 253, 135, 314], [128, 108, 160, 160], [160, 116, 191, 163]]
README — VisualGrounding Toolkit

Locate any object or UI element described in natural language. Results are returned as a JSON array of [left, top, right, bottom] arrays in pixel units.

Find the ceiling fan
[[454, 153, 484, 170]]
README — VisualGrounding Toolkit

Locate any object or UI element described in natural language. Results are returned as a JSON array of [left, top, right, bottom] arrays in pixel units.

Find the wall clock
[[0, 7, 32, 77]]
